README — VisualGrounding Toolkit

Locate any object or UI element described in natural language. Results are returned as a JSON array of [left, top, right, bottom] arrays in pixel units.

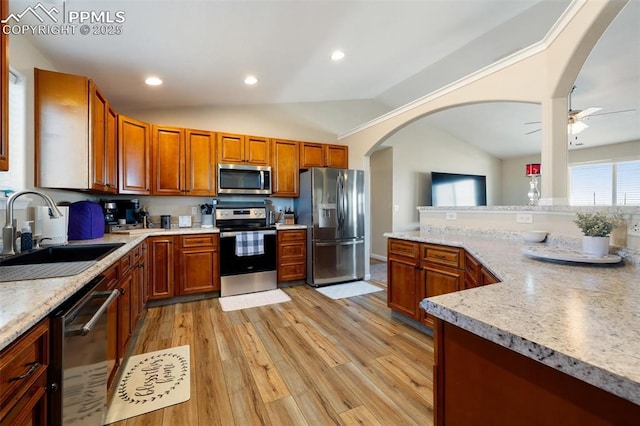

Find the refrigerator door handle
[[336, 173, 345, 232], [314, 239, 363, 247]]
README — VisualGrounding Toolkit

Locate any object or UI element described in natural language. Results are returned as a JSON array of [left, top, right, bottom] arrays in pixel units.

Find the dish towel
[[235, 232, 264, 256]]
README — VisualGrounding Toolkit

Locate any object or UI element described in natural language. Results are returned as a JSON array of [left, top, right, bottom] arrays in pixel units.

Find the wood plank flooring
[[110, 284, 434, 425]]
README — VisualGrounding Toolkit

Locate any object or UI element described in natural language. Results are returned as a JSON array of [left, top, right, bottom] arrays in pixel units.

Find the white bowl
[[522, 230, 548, 243]]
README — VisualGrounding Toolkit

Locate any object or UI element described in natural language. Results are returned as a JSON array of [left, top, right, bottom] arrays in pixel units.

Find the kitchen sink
[[0, 243, 125, 266]]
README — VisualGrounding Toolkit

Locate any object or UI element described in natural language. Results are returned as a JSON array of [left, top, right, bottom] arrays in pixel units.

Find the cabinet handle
[[138, 263, 144, 268], [9, 362, 40, 382], [120, 288, 126, 295]]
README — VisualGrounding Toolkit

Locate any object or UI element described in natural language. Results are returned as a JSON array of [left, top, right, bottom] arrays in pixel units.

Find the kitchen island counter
[[0, 227, 220, 351], [386, 230, 640, 406]]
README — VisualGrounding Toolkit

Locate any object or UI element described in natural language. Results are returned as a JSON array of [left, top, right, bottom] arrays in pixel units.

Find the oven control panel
[[215, 208, 266, 220]]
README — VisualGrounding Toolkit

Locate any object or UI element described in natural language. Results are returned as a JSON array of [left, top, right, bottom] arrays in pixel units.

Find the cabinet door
[[387, 255, 419, 319], [299, 142, 324, 168], [90, 83, 108, 192], [480, 267, 500, 286], [185, 129, 216, 196], [0, 0, 7, 171], [148, 236, 175, 299], [103, 263, 120, 388], [117, 272, 132, 362], [34, 68, 90, 189], [105, 105, 118, 192], [272, 139, 299, 197], [118, 114, 150, 194], [422, 264, 462, 327], [217, 133, 245, 164], [152, 125, 184, 195], [325, 144, 348, 168], [177, 247, 219, 294], [245, 135, 271, 165]]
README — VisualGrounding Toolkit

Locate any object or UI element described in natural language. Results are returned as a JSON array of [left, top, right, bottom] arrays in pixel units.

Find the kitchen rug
[[316, 281, 384, 300], [219, 289, 291, 312], [104, 345, 190, 424]]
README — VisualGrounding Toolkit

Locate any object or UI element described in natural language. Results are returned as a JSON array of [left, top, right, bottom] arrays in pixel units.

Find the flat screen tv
[[431, 172, 487, 207]]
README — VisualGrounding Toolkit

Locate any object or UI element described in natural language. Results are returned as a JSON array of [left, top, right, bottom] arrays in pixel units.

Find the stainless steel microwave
[[217, 164, 272, 195]]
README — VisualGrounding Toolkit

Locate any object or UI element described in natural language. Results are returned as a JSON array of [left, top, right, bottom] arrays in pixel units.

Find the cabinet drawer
[[0, 319, 49, 417], [278, 229, 306, 242], [280, 243, 305, 260], [278, 264, 306, 281], [180, 234, 217, 248], [133, 242, 144, 260], [464, 252, 480, 288], [421, 244, 464, 269], [103, 262, 120, 290], [388, 239, 419, 259], [120, 250, 134, 275]]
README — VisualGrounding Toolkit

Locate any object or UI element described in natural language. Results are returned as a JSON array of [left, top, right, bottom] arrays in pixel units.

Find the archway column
[[539, 96, 569, 205]]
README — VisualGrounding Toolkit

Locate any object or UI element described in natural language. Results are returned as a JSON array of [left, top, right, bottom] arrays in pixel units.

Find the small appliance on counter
[[68, 201, 104, 240], [100, 199, 144, 232]]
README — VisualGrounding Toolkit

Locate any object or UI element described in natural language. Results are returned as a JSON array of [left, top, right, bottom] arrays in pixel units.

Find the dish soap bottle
[[20, 221, 33, 252]]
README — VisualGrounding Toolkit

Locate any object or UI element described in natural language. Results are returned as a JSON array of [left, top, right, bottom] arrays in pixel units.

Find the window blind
[[569, 163, 613, 205], [616, 160, 640, 206]]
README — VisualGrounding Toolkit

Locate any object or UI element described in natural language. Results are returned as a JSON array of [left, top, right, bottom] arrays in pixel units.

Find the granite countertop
[[275, 223, 307, 230], [0, 227, 221, 351], [386, 230, 640, 406]]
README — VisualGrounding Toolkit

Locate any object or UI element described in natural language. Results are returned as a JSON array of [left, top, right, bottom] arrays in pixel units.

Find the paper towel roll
[[40, 205, 69, 245]]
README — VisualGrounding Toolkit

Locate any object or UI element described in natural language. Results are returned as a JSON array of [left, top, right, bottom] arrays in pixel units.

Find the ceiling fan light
[[569, 120, 588, 135]]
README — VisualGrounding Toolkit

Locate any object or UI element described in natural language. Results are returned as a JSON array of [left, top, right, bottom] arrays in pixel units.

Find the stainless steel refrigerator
[[295, 168, 365, 286]]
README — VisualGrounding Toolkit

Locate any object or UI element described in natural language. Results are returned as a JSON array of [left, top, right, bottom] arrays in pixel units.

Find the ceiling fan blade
[[574, 107, 602, 119], [525, 128, 541, 135], [524, 120, 541, 125], [588, 108, 636, 118]]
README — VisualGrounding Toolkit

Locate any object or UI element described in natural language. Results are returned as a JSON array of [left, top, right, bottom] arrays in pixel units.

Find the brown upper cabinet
[[217, 132, 271, 165], [299, 142, 348, 169], [35, 69, 118, 193], [272, 138, 299, 197], [0, 0, 8, 172], [151, 125, 216, 196], [118, 114, 150, 195]]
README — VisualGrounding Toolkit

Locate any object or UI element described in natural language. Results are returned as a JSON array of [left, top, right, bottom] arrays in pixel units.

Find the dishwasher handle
[[66, 289, 119, 337]]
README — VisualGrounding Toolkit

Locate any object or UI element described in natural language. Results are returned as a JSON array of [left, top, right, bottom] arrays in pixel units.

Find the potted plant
[[573, 211, 622, 256]]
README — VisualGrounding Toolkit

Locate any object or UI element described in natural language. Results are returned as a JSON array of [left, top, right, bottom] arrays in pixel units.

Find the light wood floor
[[110, 284, 434, 425]]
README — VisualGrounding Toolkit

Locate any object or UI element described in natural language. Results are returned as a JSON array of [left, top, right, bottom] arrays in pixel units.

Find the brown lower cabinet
[[277, 229, 306, 281], [0, 319, 50, 425], [433, 319, 640, 425], [387, 238, 499, 326], [148, 234, 220, 299]]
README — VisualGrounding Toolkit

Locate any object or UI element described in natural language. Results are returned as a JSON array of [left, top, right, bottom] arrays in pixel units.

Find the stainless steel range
[[215, 202, 277, 297]]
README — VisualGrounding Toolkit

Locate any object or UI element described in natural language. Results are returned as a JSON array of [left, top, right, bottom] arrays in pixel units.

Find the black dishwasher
[[49, 275, 119, 426]]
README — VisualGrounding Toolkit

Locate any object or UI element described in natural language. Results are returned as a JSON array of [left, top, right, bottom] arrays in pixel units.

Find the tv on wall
[[431, 172, 487, 207]]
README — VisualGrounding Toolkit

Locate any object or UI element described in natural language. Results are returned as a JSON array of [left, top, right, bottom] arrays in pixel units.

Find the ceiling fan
[[524, 86, 635, 136]]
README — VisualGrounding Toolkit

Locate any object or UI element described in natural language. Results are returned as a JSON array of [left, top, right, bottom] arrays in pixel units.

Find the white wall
[[381, 119, 502, 231], [370, 147, 393, 259]]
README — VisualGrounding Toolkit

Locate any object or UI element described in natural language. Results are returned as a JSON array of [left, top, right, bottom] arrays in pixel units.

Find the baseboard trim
[[370, 253, 387, 262]]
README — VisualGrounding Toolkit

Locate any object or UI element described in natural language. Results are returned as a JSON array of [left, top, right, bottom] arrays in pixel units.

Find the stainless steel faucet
[[2, 190, 64, 256]]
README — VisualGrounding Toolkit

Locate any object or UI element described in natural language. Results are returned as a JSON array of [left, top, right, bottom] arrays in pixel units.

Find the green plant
[[573, 211, 622, 237]]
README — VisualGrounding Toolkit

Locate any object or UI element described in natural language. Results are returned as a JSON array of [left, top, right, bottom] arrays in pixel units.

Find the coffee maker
[[100, 199, 143, 232]]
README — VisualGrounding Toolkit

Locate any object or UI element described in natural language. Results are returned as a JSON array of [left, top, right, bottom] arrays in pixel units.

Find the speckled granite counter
[[385, 230, 640, 406], [0, 227, 220, 351], [274, 223, 307, 230]]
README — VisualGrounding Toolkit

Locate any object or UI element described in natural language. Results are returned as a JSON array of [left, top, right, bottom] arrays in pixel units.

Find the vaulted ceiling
[[9, 0, 639, 158]]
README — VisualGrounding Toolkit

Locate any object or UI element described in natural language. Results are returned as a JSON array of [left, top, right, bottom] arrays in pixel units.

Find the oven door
[[219, 230, 277, 276], [219, 230, 277, 297]]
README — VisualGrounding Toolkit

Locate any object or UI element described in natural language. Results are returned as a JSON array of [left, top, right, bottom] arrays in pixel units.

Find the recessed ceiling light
[[145, 76, 163, 86], [244, 75, 258, 85], [331, 50, 345, 61]]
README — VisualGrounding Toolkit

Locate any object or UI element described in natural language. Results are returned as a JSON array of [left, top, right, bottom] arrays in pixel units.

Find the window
[[569, 160, 640, 206]]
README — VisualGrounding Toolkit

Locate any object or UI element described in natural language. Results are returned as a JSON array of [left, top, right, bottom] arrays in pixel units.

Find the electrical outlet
[[446, 212, 457, 220], [516, 213, 533, 223], [191, 206, 198, 215], [629, 219, 640, 236]]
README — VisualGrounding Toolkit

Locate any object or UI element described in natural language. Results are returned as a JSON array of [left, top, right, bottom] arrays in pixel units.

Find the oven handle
[[65, 289, 119, 337], [220, 230, 276, 238]]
